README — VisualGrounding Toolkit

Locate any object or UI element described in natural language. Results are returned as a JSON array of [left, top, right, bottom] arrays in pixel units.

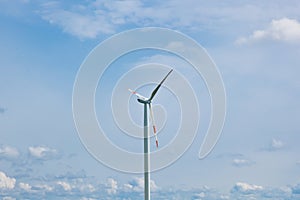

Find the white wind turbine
[[129, 69, 173, 200]]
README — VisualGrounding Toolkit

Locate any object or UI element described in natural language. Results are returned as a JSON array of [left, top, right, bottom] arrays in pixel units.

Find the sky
[[1, 0, 300, 199]]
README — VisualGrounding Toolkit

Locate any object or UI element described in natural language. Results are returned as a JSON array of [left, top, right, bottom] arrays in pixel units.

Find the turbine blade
[[149, 69, 173, 101], [128, 89, 147, 100], [149, 103, 159, 148]]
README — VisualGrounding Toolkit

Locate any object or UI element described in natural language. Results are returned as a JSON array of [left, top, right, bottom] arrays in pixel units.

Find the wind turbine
[[129, 69, 173, 200]]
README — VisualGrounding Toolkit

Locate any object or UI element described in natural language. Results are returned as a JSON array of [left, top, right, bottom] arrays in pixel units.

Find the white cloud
[[19, 182, 32, 191], [123, 183, 133, 191], [37, 1, 300, 39], [232, 182, 263, 194], [33, 184, 53, 192], [262, 186, 292, 199], [106, 178, 118, 195], [0, 145, 19, 159], [40, 1, 116, 39], [195, 191, 205, 198], [38, 0, 196, 39], [150, 179, 158, 191], [123, 177, 158, 192], [260, 138, 285, 152], [42, 9, 114, 39], [57, 181, 72, 191], [0, 171, 16, 190], [270, 138, 284, 150], [78, 183, 96, 193], [128, 177, 144, 192], [28, 146, 58, 159], [236, 18, 300, 44], [231, 182, 293, 199], [232, 158, 254, 167]]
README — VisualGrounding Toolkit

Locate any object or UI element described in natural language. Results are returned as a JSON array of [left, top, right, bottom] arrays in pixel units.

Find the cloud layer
[[36, 1, 300, 40], [1, 170, 300, 200]]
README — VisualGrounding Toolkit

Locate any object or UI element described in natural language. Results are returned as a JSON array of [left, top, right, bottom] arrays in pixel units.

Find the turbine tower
[[129, 69, 173, 200]]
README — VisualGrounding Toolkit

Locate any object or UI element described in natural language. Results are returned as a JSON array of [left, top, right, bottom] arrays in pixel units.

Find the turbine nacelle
[[137, 98, 151, 104]]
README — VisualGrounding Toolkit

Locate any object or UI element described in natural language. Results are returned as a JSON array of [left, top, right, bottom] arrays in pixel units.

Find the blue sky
[[1, 0, 300, 199]]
